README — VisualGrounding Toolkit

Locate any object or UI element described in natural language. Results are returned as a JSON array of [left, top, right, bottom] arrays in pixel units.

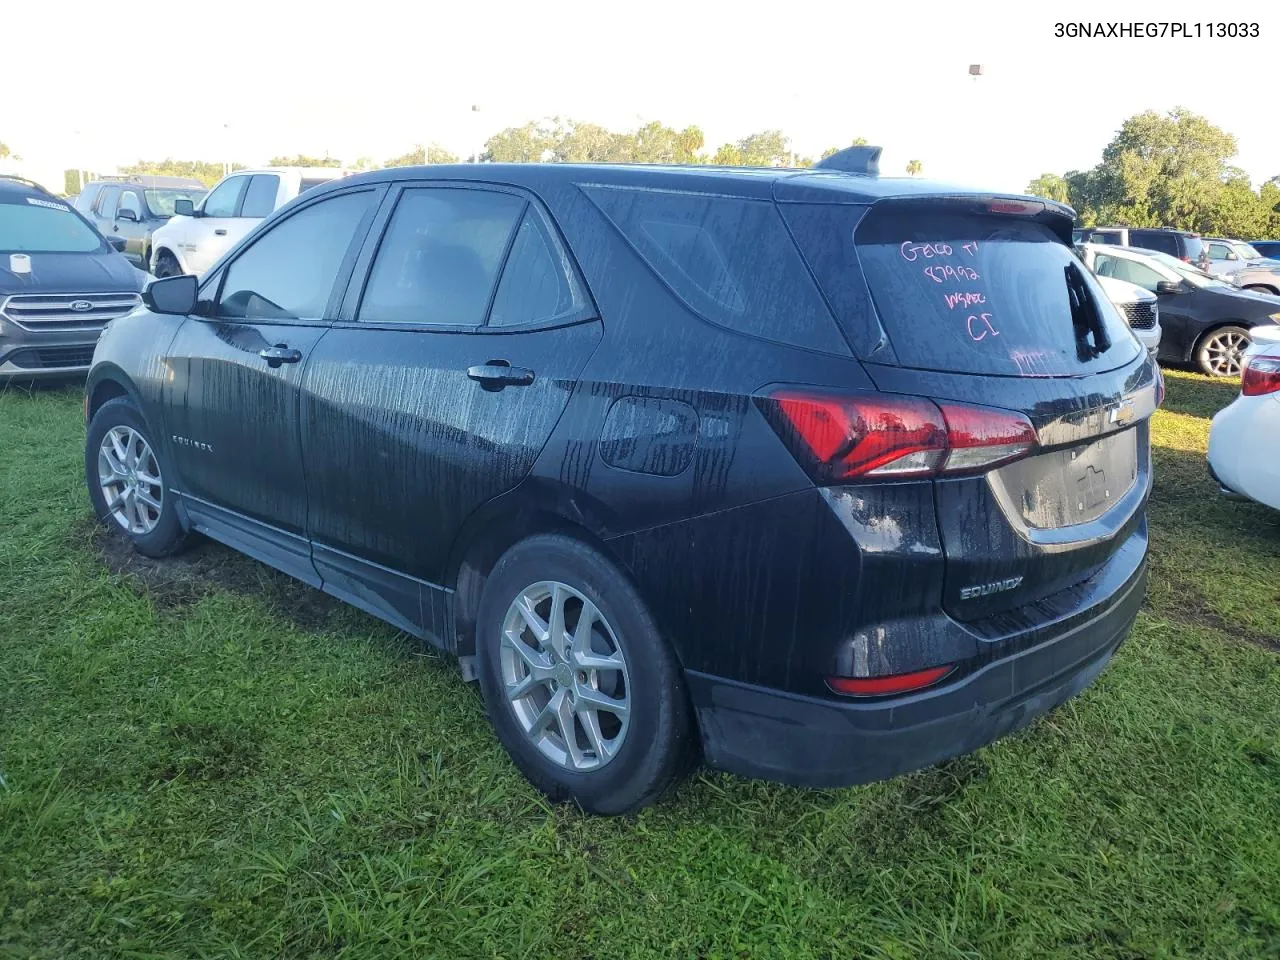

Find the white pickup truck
[[149, 166, 350, 278]]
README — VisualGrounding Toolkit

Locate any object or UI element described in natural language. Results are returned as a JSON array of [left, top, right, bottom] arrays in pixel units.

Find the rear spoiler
[[865, 195, 1077, 245]]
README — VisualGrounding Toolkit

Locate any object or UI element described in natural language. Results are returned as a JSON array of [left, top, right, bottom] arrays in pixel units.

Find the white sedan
[[1208, 335, 1280, 510]]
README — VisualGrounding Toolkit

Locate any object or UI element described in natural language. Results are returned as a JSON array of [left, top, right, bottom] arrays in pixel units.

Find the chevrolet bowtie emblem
[[1107, 398, 1136, 426]]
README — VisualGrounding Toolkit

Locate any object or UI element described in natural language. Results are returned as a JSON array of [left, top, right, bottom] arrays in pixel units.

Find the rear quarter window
[[581, 185, 849, 355], [789, 205, 1141, 377]]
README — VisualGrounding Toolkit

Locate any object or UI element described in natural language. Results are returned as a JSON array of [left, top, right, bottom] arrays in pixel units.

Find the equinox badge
[[959, 576, 1024, 600]]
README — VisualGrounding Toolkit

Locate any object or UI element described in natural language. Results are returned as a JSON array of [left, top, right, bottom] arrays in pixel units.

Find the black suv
[[84, 152, 1157, 813], [75, 176, 207, 271], [1076, 226, 1208, 267], [1, 176, 144, 380]]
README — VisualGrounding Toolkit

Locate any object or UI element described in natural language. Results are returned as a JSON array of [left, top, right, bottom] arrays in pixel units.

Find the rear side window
[[239, 175, 279, 218], [96, 188, 119, 220], [358, 188, 524, 326], [217, 191, 374, 320], [1181, 235, 1205, 261], [1131, 231, 1177, 256], [795, 205, 1140, 376], [582, 186, 848, 355], [300, 178, 334, 193], [488, 210, 589, 327]]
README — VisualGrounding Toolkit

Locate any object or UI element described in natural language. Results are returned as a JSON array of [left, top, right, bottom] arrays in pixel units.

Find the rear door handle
[[467, 362, 535, 388], [214, 228, 228, 236], [259, 345, 303, 368]]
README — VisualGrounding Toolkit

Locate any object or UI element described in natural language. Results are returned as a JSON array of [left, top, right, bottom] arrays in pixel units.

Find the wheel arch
[[444, 480, 640, 660], [1188, 319, 1251, 362], [86, 365, 146, 422]]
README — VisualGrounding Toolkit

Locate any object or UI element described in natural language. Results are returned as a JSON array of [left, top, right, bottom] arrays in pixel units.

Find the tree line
[[1026, 108, 1280, 239], [85, 120, 923, 189]]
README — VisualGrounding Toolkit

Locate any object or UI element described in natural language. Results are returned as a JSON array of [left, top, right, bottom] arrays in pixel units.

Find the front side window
[[488, 210, 589, 326], [239, 175, 280, 218], [0, 197, 106, 253], [1206, 242, 1231, 261], [216, 191, 374, 321], [358, 188, 524, 326], [1095, 255, 1164, 292], [145, 188, 207, 218], [119, 190, 142, 218], [202, 176, 247, 218]]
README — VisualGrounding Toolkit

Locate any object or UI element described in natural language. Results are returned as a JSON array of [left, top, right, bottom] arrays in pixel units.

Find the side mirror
[[117, 207, 140, 222], [1155, 280, 1182, 296], [105, 235, 127, 253], [143, 275, 198, 315], [173, 198, 196, 217]]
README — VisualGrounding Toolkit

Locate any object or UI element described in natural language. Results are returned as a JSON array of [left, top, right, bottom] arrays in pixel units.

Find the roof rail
[[0, 174, 55, 195], [813, 145, 882, 176]]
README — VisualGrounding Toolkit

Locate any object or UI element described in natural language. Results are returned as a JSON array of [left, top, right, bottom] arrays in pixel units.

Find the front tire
[[1195, 325, 1251, 378], [85, 397, 187, 558], [475, 534, 695, 815]]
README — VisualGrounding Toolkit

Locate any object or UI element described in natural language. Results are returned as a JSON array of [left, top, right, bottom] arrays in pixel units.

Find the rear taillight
[[761, 390, 1038, 483], [1242, 355, 1280, 396], [827, 664, 955, 697]]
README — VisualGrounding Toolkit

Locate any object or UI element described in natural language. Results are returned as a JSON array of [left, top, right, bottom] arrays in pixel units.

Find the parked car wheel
[[1196, 325, 1251, 378], [152, 249, 182, 278], [475, 534, 695, 814], [85, 398, 187, 558], [1243, 284, 1280, 297]]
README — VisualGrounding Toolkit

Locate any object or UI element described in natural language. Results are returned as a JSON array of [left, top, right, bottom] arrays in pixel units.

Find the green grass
[[2, 370, 1278, 959]]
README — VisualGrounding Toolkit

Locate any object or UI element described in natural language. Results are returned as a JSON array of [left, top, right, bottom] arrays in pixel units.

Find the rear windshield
[[0, 197, 106, 253], [792, 205, 1141, 376]]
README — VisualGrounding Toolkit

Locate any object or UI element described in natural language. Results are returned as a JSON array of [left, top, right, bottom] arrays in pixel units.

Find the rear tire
[[85, 397, 188, 559], [1195, 325, 1251, 378], [153, 249, 182, 278], [475, 534, 695, 815]]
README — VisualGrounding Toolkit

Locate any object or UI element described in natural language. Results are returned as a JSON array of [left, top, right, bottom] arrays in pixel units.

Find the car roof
[[233, 167, 350, 177], [0, 175, 56, 199], [319, 162, 1072, 213]]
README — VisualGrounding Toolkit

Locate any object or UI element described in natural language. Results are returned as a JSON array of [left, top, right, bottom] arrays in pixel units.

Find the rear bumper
[[687, 557, 1146, 788]]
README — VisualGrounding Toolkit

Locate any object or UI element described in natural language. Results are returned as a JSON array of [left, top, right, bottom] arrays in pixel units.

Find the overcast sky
[[5, 1, 1277, 192]]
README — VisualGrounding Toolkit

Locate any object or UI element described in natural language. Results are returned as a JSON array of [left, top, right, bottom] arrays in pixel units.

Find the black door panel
[[300, 320, 602, 582], [162, 319, 329, 533]]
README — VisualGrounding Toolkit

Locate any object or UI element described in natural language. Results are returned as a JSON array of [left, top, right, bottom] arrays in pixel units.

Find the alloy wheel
[[499, 581, 631, 771], [97, 425, 163, 535], [1204, 329, 1249, 377]]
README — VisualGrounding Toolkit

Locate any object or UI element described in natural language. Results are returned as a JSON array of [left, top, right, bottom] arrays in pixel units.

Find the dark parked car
[[1249, 240, 1280, 260], [84, 153, 1157, 813], [75, 176, 207, 271], [1, 175, 144, 380], [1076, 226, 1209, 268], [1083, 243, 1280, 376]]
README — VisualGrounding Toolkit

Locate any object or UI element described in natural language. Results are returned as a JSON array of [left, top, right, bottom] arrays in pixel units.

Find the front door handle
[[467, 362, 535, 389], [214, 228, 228, 236], [259, 345, 303, 368]]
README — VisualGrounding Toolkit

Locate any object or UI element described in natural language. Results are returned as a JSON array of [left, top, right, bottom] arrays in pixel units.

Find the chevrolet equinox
[[84, 148, 1157, 814]]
